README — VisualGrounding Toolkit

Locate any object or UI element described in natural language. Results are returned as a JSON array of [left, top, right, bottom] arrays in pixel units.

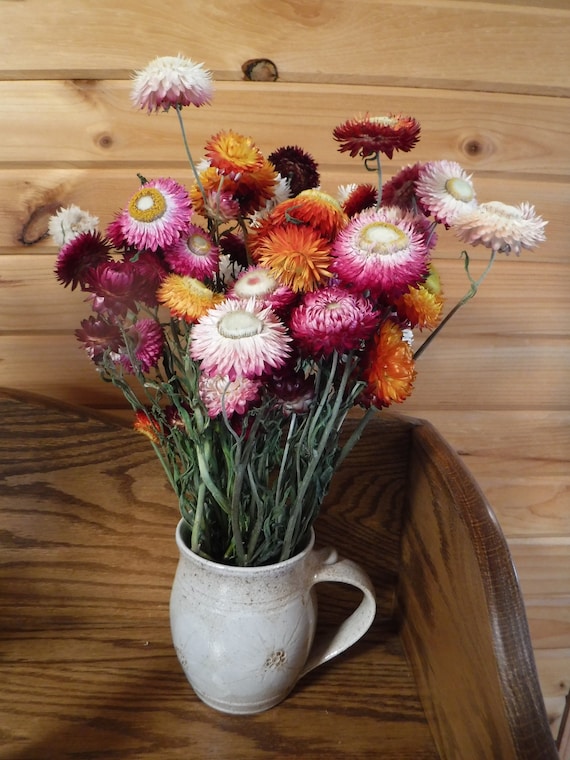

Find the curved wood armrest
[[398, 418, 558, 759]]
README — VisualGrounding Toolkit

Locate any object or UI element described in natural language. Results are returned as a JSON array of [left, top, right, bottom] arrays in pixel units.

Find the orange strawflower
[[267, 189, 347, 240], [157, 274, 224, 322], [396, 283, 444, 330], [205, 130, 265, 175], [360, 319, 416, 408], [254, 225, 333, 293], [133, 410, 161, 444]]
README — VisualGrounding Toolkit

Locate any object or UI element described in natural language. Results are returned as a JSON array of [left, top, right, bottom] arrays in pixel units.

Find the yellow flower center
[[188, 233, 211, 256], [218, 310, 263, 339], [128, 187, 167, 222], [360, 222, 408, 256], [370, 116, 398, 127], [445, 177, 474, 202]]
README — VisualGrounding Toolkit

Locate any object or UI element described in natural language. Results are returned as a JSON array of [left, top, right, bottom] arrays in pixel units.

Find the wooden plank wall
[[1, 0, 568, 740]]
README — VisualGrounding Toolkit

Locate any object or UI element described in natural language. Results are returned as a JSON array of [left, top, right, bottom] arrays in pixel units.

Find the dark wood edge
[[409, 419, 558, 759]]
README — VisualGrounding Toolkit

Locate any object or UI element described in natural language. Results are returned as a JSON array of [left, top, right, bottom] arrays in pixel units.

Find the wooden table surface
[[0, 389, 444, 760]]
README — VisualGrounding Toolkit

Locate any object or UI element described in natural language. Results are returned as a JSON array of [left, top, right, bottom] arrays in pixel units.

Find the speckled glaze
[[170, 519, 376, 714]]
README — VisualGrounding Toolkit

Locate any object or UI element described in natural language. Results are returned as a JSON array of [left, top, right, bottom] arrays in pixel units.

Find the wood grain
[[0, 389, 558, 758], [2, 0, 568, 96]]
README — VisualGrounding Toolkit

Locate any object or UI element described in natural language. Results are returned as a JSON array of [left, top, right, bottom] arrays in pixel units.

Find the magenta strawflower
[[107, 178, 192, 252], [83, 260, 141, 316], [331, 207, 430, 299], [190, 299, 292, 380], [199, 373, 261, 418], [289, 285, 379, 356], [163, 225, 220, 279], [121, 319, 164, 373], [416, 160, 477, 226], [131, 55, 214, 113]]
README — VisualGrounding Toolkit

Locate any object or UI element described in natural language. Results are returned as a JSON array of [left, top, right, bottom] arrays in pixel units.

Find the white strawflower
[[454, 201, 547, 254], [48, 205, 99, 247]]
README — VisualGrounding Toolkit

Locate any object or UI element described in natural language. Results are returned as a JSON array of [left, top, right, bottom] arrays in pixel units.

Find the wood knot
[[460, 135, 494, 161], [241, 58, 279, 82], [97, 133, 114, 149], [19, 203, 61, 246]]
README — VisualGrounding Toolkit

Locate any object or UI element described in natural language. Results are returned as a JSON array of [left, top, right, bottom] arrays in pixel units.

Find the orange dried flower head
[[157, 274, 224, 322], [133, 410, 161, 444], [360, 319, 416, 408], [205, 130, 265, 175], [268, 189, 347, 240], [254, 225, 333, 293], [396, 283, 444, 330]]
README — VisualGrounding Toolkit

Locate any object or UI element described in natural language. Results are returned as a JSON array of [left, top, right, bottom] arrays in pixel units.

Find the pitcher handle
[[301, 547, 376, 677]]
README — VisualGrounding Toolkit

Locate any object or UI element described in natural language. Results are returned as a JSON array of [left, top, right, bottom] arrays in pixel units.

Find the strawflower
[[333, 113, 421, 159], [190, 298, 292, 380], [453, 201, 547, 254], [53, 53, 547, 567], [131, 54, 214, 112]]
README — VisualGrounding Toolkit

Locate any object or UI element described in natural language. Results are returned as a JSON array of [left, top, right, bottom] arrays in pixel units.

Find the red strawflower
[[55, 231, 112, 290], [267, 145, 320, 196], [333, 114, 421, 160], [75, 316, 122, 363]]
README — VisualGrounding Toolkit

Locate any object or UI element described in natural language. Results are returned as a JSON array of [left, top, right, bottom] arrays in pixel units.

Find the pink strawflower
[[190, 298, 292, 380], [125, 250, 168, 307], [289, 285, 379, 357], [331, 207, 430, 299], [199, 373, 261, 418], [453, 201, 547, 255], [416, 160, 477, 226], [163, 225, 220, 279], [75, 316, 122, 363], [131, 55, 214, 113], [107, 178, 192, 252], [121, 319, 164, 373], [55, 231, 112, 290]]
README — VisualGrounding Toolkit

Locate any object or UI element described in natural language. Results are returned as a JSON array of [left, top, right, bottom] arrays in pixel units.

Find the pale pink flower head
[[228, 266, 296, 312], [107, 178, 192, 252], [163, 224, 220, 279], [289, 285, 379, 357], [131, 55, 214, 113], [198, 373, 261, 418], [416, 160, 477, 226], [453, 200, 547, 255], [331, 207, 430, 299], [190, 298, 292, 381]]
